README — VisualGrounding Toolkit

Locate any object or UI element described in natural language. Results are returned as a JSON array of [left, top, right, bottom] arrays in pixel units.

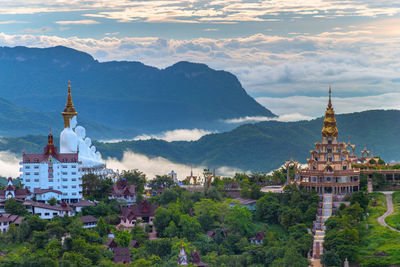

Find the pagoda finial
[[328, 85, 332, 108], [290, 152, 293, 161], [62, 80, 78, 128], [321, 86, 338, 138]]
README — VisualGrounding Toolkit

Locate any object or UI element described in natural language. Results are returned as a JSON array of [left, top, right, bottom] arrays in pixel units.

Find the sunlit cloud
[[104, 151, 244, 179], [55, 20, 100, 25], [101, 128, 214, 143]]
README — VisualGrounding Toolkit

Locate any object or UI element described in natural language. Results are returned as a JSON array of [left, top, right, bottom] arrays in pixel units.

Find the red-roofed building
[[20, 130, 82, 203], [118, 200, 158, 231], [0, 178, 31, 201], [113, 247, 131, 264], [110, 178, 136, 204], [0, 213, 25, 233]]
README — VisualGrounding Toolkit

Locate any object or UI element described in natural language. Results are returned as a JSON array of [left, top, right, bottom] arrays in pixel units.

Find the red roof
[[81, 215, 98, 223], [120, 200, 158, 221], [0, 213, 25, 224], [0, 188, 31, 199], [28, 200, 72, 211], [71, 199, 95, 207], [113, 247, 131, 263], [111, 179, 135, 197], [33, 188, 62, 195]]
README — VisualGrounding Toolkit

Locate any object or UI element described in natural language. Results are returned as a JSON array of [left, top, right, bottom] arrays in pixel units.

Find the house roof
[[113, 247, 131, 263], [129, 240, 139, 248], [120, 200, 158, 221], [27, 200, 73, 211], [105, 238, 118, 248], [23, 151, 78, 164], [0, 187, 31, 199], [33, 188, 62, 195], [80, 215, 98, 224], [0, 213, 25, 224], [111, 179, 135, 197], [250, 231, 265, 241], [71, 199, 95, 207]]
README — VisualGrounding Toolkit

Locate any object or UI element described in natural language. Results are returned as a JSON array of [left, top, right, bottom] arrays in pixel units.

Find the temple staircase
[[311, 194, 333, 263]]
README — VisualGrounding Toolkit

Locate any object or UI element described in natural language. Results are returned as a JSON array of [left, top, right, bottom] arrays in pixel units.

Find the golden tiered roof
[[62, 81, 78, 128], [321, 87, 338, 138]]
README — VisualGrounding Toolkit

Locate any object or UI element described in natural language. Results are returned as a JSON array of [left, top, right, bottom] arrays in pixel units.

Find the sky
[[1, 0, 400, 118]]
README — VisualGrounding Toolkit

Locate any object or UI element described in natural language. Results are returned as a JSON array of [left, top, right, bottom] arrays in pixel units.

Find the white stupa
[[60, 81, 105, 169]]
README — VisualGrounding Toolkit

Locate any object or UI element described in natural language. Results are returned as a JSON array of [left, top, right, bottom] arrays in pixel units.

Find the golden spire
[[321, 86, 338, 138], [62, 81, 77, 128]]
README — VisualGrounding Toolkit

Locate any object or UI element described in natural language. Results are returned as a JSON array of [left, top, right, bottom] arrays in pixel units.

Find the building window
[[72, 172, 76, 175], [328, 140, 332, 144], [62, 178, 68, 182], [62, 186, 67, 189], [25, 166, 30, 169], [72, 165, 76, 168], [72, 185, 76, 188], [34, 159, 39, 163], [34, 165, 39, 169], [49, 186, 53, 189], [26, 179, 30, 182], [26, 172, 30, 175], [62, 193, 67, 196], [62, 165, 67, 168], [34, 179, 39, 182], [63, 159, 67, 163], [72, 193, 76, 195], [53, 213, 57, 216], [45, 213, 50, 216], [34, 172, 39, 175], [62, 172, 67, 175], [72, 178, 77, 181], [48, 179, 53, 183], [343, 166, 347, 170], [72, 158, 76, 163]]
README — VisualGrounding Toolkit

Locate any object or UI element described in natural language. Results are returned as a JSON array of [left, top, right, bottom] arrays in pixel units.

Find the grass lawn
[[358, 192, 400, 266], [385, 191, 400, 230]]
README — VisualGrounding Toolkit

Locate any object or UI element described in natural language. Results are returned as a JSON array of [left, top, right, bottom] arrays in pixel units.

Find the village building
[[80, 215, 98, 228], [113, 247, 131, 264], [70, 199, 96, 214], [0, 178, 31, 201], [26, 200, 73, 220], [33, 188, 62, 203], [0, 213, 25, 233], [118, 199, 158, 231], [109, 178, 136, 204], [249, 231, 265, 245]]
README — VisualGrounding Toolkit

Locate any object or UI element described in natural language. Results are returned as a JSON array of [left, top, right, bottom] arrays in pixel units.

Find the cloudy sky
[[1, 0, 400, 118]]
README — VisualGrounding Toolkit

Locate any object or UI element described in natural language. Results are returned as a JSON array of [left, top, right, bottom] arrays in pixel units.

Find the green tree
[[148, 175, 176, 191], [96, 217, 108, 237], [131, 226, 148, 244], [153, 207, 174, 237], [122, 170, 146, 193], [178, 214, 202, 241], [225, 205, 253, 237], [115, 230, 131, 247], [48, 197, 57, 206], [321, 250, 341, 267], [5, 198, 28, 216]]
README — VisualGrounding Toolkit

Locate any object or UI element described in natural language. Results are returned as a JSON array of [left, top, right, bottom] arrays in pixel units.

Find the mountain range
[[0, 46, 274, 138], [4, 110, 400, 173]]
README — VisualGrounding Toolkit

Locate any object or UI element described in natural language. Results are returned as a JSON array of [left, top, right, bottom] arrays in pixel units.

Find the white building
[[20, 131, 82, 203]]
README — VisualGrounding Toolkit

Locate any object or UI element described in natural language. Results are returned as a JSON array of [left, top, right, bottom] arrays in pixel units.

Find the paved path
[[377, 191, 400, 233]]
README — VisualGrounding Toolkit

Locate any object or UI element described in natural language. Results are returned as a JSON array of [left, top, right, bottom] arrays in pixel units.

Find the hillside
[[0, 46, 275, 135], [5, 110, 400, 173]]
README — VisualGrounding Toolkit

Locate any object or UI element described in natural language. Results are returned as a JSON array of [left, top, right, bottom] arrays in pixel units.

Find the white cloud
[[55, 20, 100, 25], [0, 20, 28, 24], [0, 151, 21, 178], [133, 128, 214, 142], [223, 113, 313, 124], [104, 151, 243, 179], [101, 128, 213, 143], [0, 0, 399, 22]]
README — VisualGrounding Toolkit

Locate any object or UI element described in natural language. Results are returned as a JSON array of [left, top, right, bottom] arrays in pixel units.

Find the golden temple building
[[298, 87, 360, 194]]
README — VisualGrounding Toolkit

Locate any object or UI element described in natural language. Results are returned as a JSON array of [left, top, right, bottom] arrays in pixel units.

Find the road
[[377, 191, 400, 233]]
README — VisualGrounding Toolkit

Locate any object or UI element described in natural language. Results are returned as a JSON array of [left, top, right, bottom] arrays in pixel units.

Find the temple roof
[[321, 87, 338, 138]]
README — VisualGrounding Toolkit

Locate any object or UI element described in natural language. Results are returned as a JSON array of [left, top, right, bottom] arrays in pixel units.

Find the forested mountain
[[0, 46, 275, 136], [5, 110, 400, 173]]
